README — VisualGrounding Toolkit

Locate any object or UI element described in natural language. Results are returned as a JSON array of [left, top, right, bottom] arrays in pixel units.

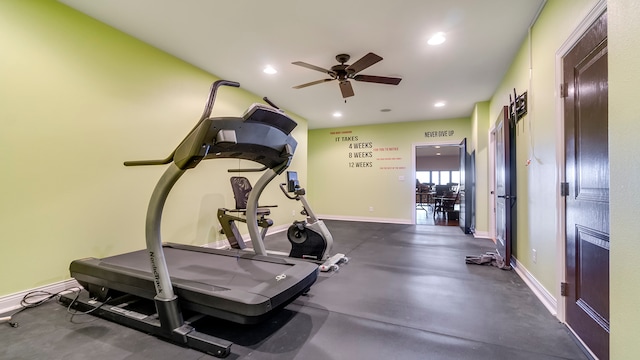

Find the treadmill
[[61, 80, 318, 358]]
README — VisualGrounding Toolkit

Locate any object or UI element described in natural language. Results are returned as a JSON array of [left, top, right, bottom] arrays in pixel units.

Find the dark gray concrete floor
[[0, 221, 589, 360]]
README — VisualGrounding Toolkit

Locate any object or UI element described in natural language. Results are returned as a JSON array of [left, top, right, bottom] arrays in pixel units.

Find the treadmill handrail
[[146, 162, 186, 299], [123, 80, 240, 167]]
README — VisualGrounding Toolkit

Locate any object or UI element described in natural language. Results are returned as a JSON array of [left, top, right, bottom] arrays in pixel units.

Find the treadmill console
[[243, 103, 297, 135]]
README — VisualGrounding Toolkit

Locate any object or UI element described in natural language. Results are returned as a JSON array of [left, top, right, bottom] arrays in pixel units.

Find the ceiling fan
[[291, 52, 402, 98]]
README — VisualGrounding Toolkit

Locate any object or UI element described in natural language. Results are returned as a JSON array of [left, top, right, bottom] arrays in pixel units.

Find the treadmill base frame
[[60, 290, 232, 358]]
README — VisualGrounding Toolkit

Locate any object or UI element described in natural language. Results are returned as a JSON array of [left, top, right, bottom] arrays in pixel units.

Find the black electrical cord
[[2, 287, 86, 328], [65, 290, 111, 323]]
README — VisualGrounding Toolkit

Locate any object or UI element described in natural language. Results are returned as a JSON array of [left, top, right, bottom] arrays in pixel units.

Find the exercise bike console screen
[[286, 171, 299, 193]]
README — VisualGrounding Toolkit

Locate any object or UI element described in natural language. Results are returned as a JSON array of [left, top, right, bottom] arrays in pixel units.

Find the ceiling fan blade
[[353, 74, 402, 85], [339, 81, 355, 98], [292, 78, 334, 89], [346, 52, 383, 75], [292, 61, 334, 75]]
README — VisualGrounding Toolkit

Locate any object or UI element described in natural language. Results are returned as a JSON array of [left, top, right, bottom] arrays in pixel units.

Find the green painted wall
[[0, 0, 308, 296], [471, 102, 491, 237], [308, 118, 470, 222], [489, 0, 600, 293], [608, 0, 640, 358]]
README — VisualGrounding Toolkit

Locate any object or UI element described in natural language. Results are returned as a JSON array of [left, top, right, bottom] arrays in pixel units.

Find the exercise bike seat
[[230, 176, 276, 213], [218, 176, 276, 249]]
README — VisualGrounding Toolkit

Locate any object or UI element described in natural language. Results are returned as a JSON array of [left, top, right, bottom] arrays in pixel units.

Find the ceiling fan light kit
[[292, 52, 402, 98]]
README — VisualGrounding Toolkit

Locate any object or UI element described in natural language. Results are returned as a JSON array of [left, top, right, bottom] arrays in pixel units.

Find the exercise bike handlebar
[[123, 80, 241, 167], [279, 182, 299, 200], [278, 182, 319, 223]]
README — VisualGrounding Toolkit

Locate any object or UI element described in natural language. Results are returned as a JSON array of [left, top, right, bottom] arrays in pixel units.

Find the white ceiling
[[59, 0, 545, 129]]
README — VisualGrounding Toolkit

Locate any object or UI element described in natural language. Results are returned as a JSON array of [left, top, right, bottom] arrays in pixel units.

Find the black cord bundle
[[2, 287, 87, 328]]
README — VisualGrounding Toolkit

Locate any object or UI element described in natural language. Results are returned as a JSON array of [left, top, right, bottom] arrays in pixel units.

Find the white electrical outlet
[[369, 206, 374, 212], [532, 249, 537, 263], [292, 210, 296, 216]]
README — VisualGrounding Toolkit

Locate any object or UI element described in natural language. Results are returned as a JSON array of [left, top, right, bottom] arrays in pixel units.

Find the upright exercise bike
[[279, 171, 348, 271]]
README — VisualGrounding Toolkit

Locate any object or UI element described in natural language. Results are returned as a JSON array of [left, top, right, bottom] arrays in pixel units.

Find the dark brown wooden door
[[459, 139, 467, 233], [564, 12, 609, 360], [495, 107, 511, 266]]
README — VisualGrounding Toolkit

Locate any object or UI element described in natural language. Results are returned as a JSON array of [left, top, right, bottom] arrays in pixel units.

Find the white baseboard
[[204, 223, 290, 249], [0, 279, 80, 315], [473, 230, 491, 239], [206, 217, 412, 250], [512, 257, 558, 316], [203, 239, 231, 249], [316, 214, 412, 225]]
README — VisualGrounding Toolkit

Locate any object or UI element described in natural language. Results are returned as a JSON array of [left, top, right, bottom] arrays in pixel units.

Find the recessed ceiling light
[[333, 112, 342, 118], [434, 101, 446, 107], [436, 152, 441, 156], [428, 32, 446, 46], [263, 65, 277, 74], [434, 145, 441, 149]]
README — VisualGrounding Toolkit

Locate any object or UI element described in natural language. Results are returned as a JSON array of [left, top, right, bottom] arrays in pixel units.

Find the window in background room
[[440, 171, 450, 185], [417, 171, 460, 186], [451, 171, 460, 184], [416, 171, 431, 184], [432, 171, 440, 185]]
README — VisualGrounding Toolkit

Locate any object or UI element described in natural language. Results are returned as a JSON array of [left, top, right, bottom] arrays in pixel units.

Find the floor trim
[[512, 257, 558, 316], [0, 279, 80, 314], [473, 230, 491, 239]]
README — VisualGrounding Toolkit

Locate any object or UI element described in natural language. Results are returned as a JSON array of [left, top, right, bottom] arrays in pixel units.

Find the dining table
[[416, 191, 435, 211]]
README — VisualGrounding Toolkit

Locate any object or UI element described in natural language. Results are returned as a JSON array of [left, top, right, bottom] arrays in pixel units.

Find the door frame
[[412, 140, 464, 225], [488, 125, 497, 242], [554, 0, 607, 346]]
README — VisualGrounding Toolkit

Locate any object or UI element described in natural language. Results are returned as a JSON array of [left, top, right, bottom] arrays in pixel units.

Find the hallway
[[0, 221, 588, 359]]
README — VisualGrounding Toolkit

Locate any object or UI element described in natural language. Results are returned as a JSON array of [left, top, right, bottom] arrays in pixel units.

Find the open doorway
[[413, 142, 462, 226]]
